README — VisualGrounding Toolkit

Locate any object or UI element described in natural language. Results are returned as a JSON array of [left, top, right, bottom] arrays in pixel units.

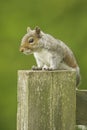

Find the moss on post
[[17, 70, 76, 130]]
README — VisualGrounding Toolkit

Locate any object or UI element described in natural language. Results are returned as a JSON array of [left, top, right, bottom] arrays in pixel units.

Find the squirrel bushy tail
[[76, 67, 81, 86]]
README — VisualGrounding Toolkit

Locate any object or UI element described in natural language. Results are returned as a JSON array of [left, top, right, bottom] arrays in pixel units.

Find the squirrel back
[[20, 26, 81, 86]]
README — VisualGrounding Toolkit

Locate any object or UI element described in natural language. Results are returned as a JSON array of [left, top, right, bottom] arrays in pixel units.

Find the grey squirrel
[[20, 26, 80, 86]]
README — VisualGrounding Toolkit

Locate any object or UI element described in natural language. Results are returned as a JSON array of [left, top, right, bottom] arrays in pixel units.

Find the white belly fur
[[34, 49, 52, 66]]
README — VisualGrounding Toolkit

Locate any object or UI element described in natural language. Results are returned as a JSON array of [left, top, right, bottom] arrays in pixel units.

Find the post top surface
[[18, 69, 76, 74]]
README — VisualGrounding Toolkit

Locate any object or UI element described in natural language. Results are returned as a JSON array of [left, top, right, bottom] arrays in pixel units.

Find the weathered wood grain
[[17, 70, 76, 130]]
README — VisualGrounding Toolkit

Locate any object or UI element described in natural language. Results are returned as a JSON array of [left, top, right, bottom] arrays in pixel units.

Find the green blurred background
[[0, 0, 87, 130]]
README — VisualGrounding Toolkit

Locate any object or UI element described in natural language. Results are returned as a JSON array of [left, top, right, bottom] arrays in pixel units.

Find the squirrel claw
[[42, 67, 53, 71]]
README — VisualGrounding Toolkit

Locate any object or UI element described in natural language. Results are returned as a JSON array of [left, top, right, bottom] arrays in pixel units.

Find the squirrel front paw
[[42, 66, 58, 71], [43, 68, 53, 71], [32, 65, 42, 70], [42, 66, 53, 71], [32, 65, 57, 71]]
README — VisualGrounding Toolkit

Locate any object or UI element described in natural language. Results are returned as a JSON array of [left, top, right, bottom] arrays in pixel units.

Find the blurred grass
[[0, 0, 87, 130]]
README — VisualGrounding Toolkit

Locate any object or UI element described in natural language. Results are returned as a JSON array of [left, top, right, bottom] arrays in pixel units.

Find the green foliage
[[0, 0, 87, 129]]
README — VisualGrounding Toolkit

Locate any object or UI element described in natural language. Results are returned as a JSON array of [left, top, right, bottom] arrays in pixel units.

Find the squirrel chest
[[34, 49, 54, 67]]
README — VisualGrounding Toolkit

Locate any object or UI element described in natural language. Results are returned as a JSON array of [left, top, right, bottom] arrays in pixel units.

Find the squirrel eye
[[28, 38, 34, 43]]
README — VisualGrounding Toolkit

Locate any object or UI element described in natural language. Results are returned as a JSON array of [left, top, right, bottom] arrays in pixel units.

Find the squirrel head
[[20, 26, 42, 54]]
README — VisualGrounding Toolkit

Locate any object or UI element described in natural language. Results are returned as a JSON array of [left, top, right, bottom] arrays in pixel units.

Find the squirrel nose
[[20, 47, 24, 52]]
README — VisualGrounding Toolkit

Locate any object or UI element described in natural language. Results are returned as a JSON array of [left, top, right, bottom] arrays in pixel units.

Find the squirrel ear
[[35, 26, 41, 34], [27, 27, 31, 33]]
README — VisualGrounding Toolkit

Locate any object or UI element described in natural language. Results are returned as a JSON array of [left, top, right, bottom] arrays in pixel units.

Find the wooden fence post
[[76, 90, 87, 125], [17, 70, 76, 130]]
